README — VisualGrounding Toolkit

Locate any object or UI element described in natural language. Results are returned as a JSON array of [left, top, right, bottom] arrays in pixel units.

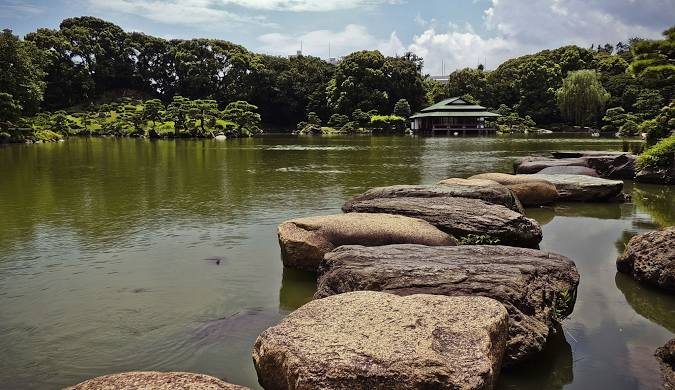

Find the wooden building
[[410, 97, 500, 135]]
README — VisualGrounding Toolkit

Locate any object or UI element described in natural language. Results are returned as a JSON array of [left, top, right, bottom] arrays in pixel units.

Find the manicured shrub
[[636, 136, 675, 171]]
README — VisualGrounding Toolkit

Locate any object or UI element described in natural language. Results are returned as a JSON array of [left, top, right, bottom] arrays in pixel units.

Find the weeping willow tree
[[556, 70, 610, 126]]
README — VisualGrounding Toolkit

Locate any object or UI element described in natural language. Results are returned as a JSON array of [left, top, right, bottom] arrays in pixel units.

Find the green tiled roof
[[411, 97, 500, 118], [411, 111, 500, 118]]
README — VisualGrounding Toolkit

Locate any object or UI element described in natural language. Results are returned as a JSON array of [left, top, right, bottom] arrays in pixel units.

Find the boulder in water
[[468, 173, 558, 206], [253, 291, 508, 390], [342, 196, 542, 248], [277, 213, 456, 272], [344, 184, 524, 213], [520, 174, 624, 202], [316, 244, 579, 364], [656, 338, 675, 389], [65, 372, 249, 390], [617, 227, 675, 292], [515, 159, 587, 174], [537, 166, 600, 177]]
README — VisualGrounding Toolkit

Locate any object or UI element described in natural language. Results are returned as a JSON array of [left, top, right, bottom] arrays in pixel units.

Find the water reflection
[[279, 268, 317, 311], [498, 327, 573, 390], [0, 135, 672, 390], [615, 272, 675, 334]]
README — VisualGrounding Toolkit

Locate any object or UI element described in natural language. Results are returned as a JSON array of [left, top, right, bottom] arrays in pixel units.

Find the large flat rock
[[344, 184, 525, 213], [582, 154, 635, 179], [468, 173, 558, 206], [277, 213, 456, 272], [253, 291, 508, 390], [519, 174, 624, 202], [551, 151, 628, 159], [617, 227, 675, 292], [316, 244, 580, 364], [65, 372, 249, 390], [515, 158, 587, 174], [537, 166, 600, 177], [342, 196, 542, 248]]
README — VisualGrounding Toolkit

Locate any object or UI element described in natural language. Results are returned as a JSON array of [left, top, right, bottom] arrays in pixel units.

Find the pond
[[0, 135, 673, 389]]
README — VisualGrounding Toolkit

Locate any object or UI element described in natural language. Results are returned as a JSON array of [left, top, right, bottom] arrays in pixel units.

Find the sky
[[1, 0, 673, 75]]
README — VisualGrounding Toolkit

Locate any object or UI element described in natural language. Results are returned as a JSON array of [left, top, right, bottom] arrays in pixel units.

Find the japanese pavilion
[[410, 97, 500, 135]]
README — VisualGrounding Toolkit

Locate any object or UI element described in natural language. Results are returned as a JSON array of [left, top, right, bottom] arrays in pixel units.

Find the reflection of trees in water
[[0, 137, 426, 251], [631, 184, 675, 228], [615, 272, 675, 333], [498, 326, 573, 390], [279, 267, 317, 312]]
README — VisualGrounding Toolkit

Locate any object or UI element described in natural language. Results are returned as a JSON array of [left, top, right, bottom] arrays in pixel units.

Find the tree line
[[0, 16, 673, 140]]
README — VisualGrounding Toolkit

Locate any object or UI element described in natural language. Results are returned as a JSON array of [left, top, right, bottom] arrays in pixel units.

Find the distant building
[[430, 75, 449, 85], [410, 97, 500, 135], [288, 50, 303, 59], [328, 56, 344, 65]]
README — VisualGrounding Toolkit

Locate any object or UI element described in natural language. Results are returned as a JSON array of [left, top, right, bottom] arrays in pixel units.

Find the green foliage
[[370, 115, 406, 133], [553, 289, 576, 323], [636, 136, 675, 171], [492, 104, 536, 132], [222, 101, 262, 137], [446, 67, 487, 104], [0, 29, 48, 114], [307, 112, 322, 126], [556, 70, 610, 126], [630, 26, 675, 94], [327, 113, 349, 128], [601, 107, 628, 133], [618, 119, 639, 137], [351, 109, 371, 127], [639, 101, 675, 141], [393, 98, 412, 118], [459, 234, 501, 245], [33, 129, 62, 141], [632, 89, 663, 120], [0, 92, 22, 130]]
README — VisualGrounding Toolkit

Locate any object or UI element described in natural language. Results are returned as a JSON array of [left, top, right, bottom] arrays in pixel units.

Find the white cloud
[[258, 24, 377, 57], [87, 0, 271, 26], [413, 0, 670, 75], [220, 0, 397, 12]]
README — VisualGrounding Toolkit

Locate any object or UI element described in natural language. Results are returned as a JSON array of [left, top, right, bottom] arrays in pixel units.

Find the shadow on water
[[615, 272, 675, 334], [498, 327, 573, 390], [279, 267, 317, 312]]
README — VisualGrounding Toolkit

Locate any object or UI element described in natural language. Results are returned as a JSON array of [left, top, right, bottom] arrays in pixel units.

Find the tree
[[0, 29, 48, 114], [327, 50, 388, 115], [328, 113, 349, 129], [352, 109, 370, 127], [393, 99, 412, 118], [382, 52, 426, 112], [618, 119, 639, 137], [222, 101, 262, 136], [601, 107, 630, 133], [307, 112, 322, 126], [630, 26, 675, 97], [556, 70, 610, 126], [0, 93, 22, 130], [632, 89, 663, 120], [446, 68, 488, 104], [143, 99, 165, 132]]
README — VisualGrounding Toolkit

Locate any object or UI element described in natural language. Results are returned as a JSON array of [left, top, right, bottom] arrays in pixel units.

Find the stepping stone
[[253, 291, 508, 390], [316, 244, 580, 364], [342, 196, 542, 248], [520, 174, 624, 202], [617, 227, 675, 292], [65, 372, 249, 390], [468, 173, 558, 206], [277, 213, 456, 272], [344, 184, 524, 213]]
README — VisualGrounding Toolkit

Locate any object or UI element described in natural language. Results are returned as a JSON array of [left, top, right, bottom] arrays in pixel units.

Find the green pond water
[[0, 135, 673, 390]]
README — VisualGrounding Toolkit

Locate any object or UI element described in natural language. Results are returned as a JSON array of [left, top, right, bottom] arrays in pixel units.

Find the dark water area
[[0, 135, 672, 389]]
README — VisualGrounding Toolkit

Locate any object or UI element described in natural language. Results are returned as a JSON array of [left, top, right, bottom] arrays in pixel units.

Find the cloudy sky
[[1, 0, 673, 74]]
